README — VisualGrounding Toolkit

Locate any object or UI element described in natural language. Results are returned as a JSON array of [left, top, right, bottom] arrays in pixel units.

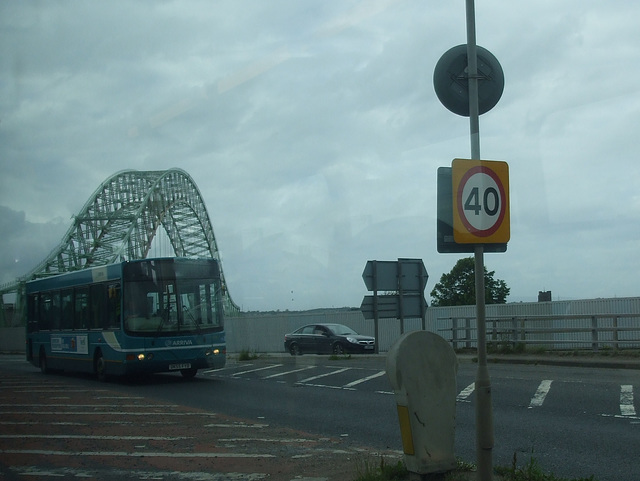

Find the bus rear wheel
[[39, 350, 49, 374]]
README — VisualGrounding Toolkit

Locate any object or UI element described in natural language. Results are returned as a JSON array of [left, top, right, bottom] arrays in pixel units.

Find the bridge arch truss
[[1, 169, 239, 320]]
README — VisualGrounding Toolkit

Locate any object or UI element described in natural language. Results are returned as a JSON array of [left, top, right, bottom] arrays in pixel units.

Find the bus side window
[[39, 291, 60, 330], [74, 287, 89, 330], [39, 293, 49, 330], [27, 294, 38, 333], [90, 284, 105, 330], [106, 283, 121, 329], [51, 291, 61, 330], [61, 289, 73, 330]]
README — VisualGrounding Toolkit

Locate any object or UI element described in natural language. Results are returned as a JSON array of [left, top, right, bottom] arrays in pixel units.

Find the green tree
[[430, 257, 510, 307]]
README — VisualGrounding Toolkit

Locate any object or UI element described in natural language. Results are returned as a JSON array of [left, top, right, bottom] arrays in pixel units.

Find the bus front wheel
[[95, 350, 107, 382], [181, 368, 198, 379]]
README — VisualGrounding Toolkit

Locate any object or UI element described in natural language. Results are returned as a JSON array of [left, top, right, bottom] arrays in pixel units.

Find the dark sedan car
[[284, 323, 375, 355]]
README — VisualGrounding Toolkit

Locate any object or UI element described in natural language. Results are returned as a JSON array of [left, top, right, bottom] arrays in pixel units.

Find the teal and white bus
[[26, 258, 226, 380]]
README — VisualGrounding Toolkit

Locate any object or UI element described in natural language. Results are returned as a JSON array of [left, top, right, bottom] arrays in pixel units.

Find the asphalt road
[[1, 354, 638, 480], [168, 354, 640, 481]]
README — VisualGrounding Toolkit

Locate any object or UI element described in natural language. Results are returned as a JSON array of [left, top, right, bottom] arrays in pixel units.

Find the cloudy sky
[[2, 1, 639, 311]]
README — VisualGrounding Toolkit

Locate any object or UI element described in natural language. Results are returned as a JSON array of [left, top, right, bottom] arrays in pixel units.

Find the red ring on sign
[[456, 165, 506, 237]]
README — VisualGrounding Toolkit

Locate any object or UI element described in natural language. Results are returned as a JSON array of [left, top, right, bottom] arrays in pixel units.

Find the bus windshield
[[123, 260, 223, 336]]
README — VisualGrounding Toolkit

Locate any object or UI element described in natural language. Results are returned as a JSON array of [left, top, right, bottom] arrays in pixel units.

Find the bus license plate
[[169, 363, 191, 371]]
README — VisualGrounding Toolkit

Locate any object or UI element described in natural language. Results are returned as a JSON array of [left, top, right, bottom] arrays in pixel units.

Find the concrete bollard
[[386, 330, 458, 476]]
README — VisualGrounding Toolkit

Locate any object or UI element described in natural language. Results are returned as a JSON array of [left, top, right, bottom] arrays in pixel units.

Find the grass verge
[[352, 456, 598, 481], [237, 349, 260, 361]]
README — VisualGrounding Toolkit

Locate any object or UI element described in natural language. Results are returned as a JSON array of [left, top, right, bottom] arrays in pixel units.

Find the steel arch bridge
[[1, 169, 239, 323]]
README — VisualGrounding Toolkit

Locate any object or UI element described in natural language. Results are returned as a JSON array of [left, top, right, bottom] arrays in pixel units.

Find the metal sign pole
[[397, 261, 405, 334], [465, 1, 494, 480], [373, 261, 380, 354], [420, 268, 427, 331]]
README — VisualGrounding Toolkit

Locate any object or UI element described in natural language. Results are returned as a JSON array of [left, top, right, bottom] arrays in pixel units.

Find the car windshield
[[328, 324, 357, 336]]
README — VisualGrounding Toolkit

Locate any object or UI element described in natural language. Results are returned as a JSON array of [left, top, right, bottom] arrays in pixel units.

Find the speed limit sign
[[452, 158, 510, 244]]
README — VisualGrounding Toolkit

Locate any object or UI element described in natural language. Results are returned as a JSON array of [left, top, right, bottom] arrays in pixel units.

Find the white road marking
[[10, 467, 268, 480], [0, 449, 275, 459], [298, 367, 351, 383], [0, 411, 216, 416], [218, 437, 315, 443], [13, 389, 111, 394], [231, 364, 283, 376], [0, 422, 88, 426], [620, 385, 636, 417], [529, 380, 553, 409], [457, 382, 475, 402], [203, 363, 253, 374], [205, 423, 268, 428], [299, 383, 355, 391], [94, 396, 145, 400], [262, 366, 315, 379], [342, 370, 386, 388], [0, 403, 176, 408], [0, 434, 190, 441], [601, 413, 640, 421]]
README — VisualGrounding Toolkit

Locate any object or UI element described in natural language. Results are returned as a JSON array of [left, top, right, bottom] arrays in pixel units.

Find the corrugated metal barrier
[[226, 297, 640, 353]]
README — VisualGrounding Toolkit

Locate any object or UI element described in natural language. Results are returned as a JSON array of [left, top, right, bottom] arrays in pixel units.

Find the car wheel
[[332, 343, 345, 355], [289, 343, 301, 356]]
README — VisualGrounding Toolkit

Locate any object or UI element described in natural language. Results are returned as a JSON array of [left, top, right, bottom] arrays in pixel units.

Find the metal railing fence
[[438, 313, 640, 351]]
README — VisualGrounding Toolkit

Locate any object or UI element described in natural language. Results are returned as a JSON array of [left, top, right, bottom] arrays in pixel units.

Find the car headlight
[[346, 337, 359, 344]]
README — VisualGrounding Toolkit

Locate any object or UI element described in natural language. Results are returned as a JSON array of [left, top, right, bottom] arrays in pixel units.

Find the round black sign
[[433, 44, 504, 117]]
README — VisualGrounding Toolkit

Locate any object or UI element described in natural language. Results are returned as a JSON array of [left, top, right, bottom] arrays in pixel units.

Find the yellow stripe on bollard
[[396, 405, 415, 455]]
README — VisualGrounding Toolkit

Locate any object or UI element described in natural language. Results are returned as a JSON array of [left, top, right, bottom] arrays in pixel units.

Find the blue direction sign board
[[360, 294, 427, 320], [361, 259, 428, 321], [397, 258, 428, 292], [362, 260, 400, 292], [362, 259, 428, 292]]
